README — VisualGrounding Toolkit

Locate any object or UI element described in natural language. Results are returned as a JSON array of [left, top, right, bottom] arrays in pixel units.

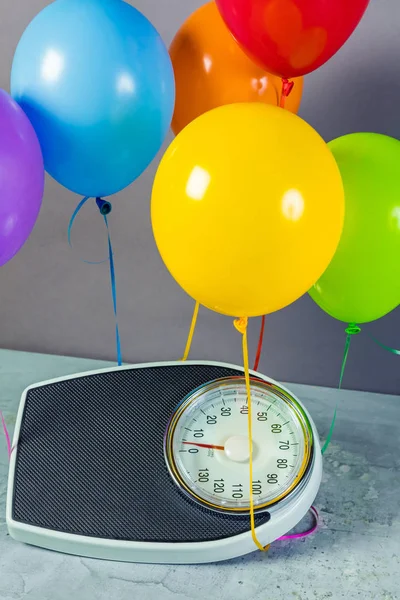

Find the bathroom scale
[[6, 361, 322, 564]]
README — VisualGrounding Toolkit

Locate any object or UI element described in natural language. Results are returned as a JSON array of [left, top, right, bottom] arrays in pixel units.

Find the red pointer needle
[[183, 441, 225, 451]]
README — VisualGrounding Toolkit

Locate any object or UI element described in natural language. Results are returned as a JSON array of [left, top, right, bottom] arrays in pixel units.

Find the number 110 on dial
[[165, 377, 313, 513]]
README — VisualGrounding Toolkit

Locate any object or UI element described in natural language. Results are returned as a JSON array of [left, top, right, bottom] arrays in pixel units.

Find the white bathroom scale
[[6, 361, 322, 564]]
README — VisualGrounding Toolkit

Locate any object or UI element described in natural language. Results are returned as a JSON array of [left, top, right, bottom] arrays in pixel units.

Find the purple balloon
[[0, 89, 44, 266]]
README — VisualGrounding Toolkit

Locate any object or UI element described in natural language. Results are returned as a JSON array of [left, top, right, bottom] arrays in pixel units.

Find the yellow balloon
[[151, 103, 344, 317]]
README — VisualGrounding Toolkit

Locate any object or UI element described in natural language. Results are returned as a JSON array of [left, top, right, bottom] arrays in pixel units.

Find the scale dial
[[165, 377, 313, 513]]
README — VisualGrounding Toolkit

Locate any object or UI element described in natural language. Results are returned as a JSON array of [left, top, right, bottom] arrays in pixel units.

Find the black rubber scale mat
[[12, 364, 270, 543]]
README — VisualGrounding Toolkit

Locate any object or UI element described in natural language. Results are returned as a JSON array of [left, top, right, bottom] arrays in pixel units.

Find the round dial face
[[165, 377, 313, 513]]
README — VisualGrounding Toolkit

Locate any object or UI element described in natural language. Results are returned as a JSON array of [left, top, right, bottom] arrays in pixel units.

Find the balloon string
[[280, 78, 294, 108], [366, 333, 400, 355], [1, 411, 14, 460], [253, 315, 266, 371], [277, 506, 319, 540], [103, 209, 122, 367], [68, 197, 122, 366], [181, 301, 200, 361], [68, 196, 109, 264], [321, 324, 361, 454], [181, 304, 266, 368], [234, 317, 267, 552]]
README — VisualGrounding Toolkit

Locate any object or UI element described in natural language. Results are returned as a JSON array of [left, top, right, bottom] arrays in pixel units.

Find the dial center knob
[[224, 435, 251, 463]]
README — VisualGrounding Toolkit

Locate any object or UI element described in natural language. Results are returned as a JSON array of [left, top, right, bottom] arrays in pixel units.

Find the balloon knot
[[234, 317, 248, 334], [345, 323, 361, 335], [96, 197, 112, 216], [282, 78, 294, 97]]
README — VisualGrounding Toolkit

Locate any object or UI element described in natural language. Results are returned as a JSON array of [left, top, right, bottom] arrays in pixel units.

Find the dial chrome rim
[[164, 377, 313, 513]]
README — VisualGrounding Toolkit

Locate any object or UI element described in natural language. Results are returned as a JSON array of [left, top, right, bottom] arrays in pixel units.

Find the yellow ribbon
[[182, 309, 268, 551], [234, 317, 268, 552], [181, 301, 200, 361]]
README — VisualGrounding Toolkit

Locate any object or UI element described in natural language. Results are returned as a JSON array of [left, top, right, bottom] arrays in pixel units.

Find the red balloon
[[215, 0, 370, 78]]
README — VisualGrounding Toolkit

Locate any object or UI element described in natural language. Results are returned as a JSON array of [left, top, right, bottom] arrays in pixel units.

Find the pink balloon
[[0, 89, 44, 266]]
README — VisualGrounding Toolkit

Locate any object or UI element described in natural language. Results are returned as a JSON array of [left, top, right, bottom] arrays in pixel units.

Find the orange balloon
[[170, 1, 304, 135]]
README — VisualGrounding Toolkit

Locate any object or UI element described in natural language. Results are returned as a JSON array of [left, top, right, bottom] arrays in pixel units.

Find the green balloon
[[309, 133, 400, 324]]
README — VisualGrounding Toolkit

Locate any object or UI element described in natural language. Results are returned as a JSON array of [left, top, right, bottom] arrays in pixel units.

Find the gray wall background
[[0, 0, 399, 394]]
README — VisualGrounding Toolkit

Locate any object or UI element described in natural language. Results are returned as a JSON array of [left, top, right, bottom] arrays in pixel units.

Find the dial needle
[[182, 441, 225, 451]]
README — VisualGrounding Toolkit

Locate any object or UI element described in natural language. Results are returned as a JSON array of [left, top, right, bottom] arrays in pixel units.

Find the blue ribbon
[[68, 196, 122, 366], [68, 196, 108, 264]]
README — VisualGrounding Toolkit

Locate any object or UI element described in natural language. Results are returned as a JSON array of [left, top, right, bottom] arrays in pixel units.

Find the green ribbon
[[321, 325, 399, 455], [321, 324, 361, 455], [367, 333, 400, 355]]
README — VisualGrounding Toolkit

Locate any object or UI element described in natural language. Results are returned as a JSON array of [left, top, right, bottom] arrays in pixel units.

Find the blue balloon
[[11, 0, 175, 198]]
